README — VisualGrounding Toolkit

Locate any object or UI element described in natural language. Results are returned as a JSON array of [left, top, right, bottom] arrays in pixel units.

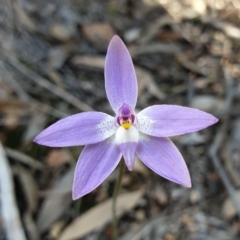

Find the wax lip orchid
[[34, 35, 218, 200]]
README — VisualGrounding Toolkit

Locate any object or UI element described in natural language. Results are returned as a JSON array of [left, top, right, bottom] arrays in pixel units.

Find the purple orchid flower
[[34, 36, 218, 200]]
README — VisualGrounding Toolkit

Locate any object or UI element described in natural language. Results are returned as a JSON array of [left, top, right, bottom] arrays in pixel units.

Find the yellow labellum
[[121, 122, 132, 130]]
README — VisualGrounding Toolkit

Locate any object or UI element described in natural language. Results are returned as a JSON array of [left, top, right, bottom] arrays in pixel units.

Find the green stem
[[112, 160, 125, 240]]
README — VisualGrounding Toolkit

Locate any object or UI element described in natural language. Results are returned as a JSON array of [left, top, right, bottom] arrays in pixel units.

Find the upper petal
[[105, 36, 138, 113], [136, 105, 218, 137], [34, 112, 116, 147], [136, 135, 191, 187], [72, 139, 122, 199]]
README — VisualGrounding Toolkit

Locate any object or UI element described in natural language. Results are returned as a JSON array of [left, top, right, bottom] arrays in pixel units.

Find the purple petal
[[119, 142, 137, 171], [136, 136, 191, 187], [136, 105, 218, 137], [105, 36, 138, 112], [34, 112, 116, 147], [72, 140, 122, 199]]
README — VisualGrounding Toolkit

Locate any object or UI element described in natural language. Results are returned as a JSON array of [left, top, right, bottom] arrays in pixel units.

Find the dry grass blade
[[5, 147, 45, 170], [59, 189, 144, 240], [208, 67, 240, 219], [202, 16, 240, 40], [37, 167, 74, 233], [16, 166, 40, 240], [5, 55, 93, 112], [135, 67, 166, 100], [129, 43, 181, 57], [72, 55, 105, 70], [0, 143, 26, 240], [209, 124, 240, 220]]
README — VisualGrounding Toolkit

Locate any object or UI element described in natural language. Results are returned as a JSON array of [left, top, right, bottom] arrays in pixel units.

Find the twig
[[209, 124, 240, 220], [4, 55, 93, 112], [0, 64, 69, 119], [220, 67, 236, 117], [201, 15, 240, 40], [129, 43, 181, 57], [0, 143, 27, 240], [208, 66, 240, 219], [5, 147, 45, 170]]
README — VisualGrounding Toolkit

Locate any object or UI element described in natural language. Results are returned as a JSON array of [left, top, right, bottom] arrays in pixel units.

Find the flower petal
[[136, 135, 191, 187], [136, 105, 218, 137], [72, 140, 122, 199], [105, 35, 138, 112], [115, 126, 139, 171], [118, 143, 137, 171], [34, 112, 116, 147]]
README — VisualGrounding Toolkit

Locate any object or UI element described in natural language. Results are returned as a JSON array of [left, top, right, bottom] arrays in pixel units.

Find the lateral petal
[[136, 105, 218, 137], [136, 135, 191, 187], [105, 36, 138, 113], [34, 112, 116, 147], [72, 139, 122, 199]]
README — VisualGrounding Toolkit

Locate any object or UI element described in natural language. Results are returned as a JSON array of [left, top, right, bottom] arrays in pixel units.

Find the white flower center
[[115, 126, 139, 144]]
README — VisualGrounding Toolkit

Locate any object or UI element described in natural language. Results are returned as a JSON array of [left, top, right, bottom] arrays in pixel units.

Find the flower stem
[[112, 160, 125, 240]]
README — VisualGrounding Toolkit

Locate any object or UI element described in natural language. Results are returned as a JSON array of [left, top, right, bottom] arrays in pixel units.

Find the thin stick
[[208, 66, 240, 219], [112, 160, 125, 240], [3, 54, 93, 112], [5, 147, 45, 170], [0, 143, 27, 240], [209, 123, 240, 219]]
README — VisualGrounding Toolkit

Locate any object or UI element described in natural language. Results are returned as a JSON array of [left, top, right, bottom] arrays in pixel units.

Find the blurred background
[[0, 0, 240, 239]]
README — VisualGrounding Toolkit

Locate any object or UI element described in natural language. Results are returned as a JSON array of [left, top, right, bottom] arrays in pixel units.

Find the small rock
[[124, 28, 141, 43], [222, 191, 240, 219], [189, 189, 201, 204], [51, 24, 74, 42], [48, 47, 69, 69]]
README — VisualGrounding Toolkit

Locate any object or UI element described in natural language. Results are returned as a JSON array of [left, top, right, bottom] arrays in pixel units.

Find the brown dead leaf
[[15, 166, 40, 240], [82, 23, 116, 49], [134, 157, 148, 175], [16, 166, 38, 213], [0, 100, 29, 129], [154, 186, 168, 205], [3, 115, 20, 129], [59, 189, 144, 240], [0, 101, 27, 115], [156, 30, 182, 42], [45, 149, 73, 167], [37, 167, 74, 233]]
